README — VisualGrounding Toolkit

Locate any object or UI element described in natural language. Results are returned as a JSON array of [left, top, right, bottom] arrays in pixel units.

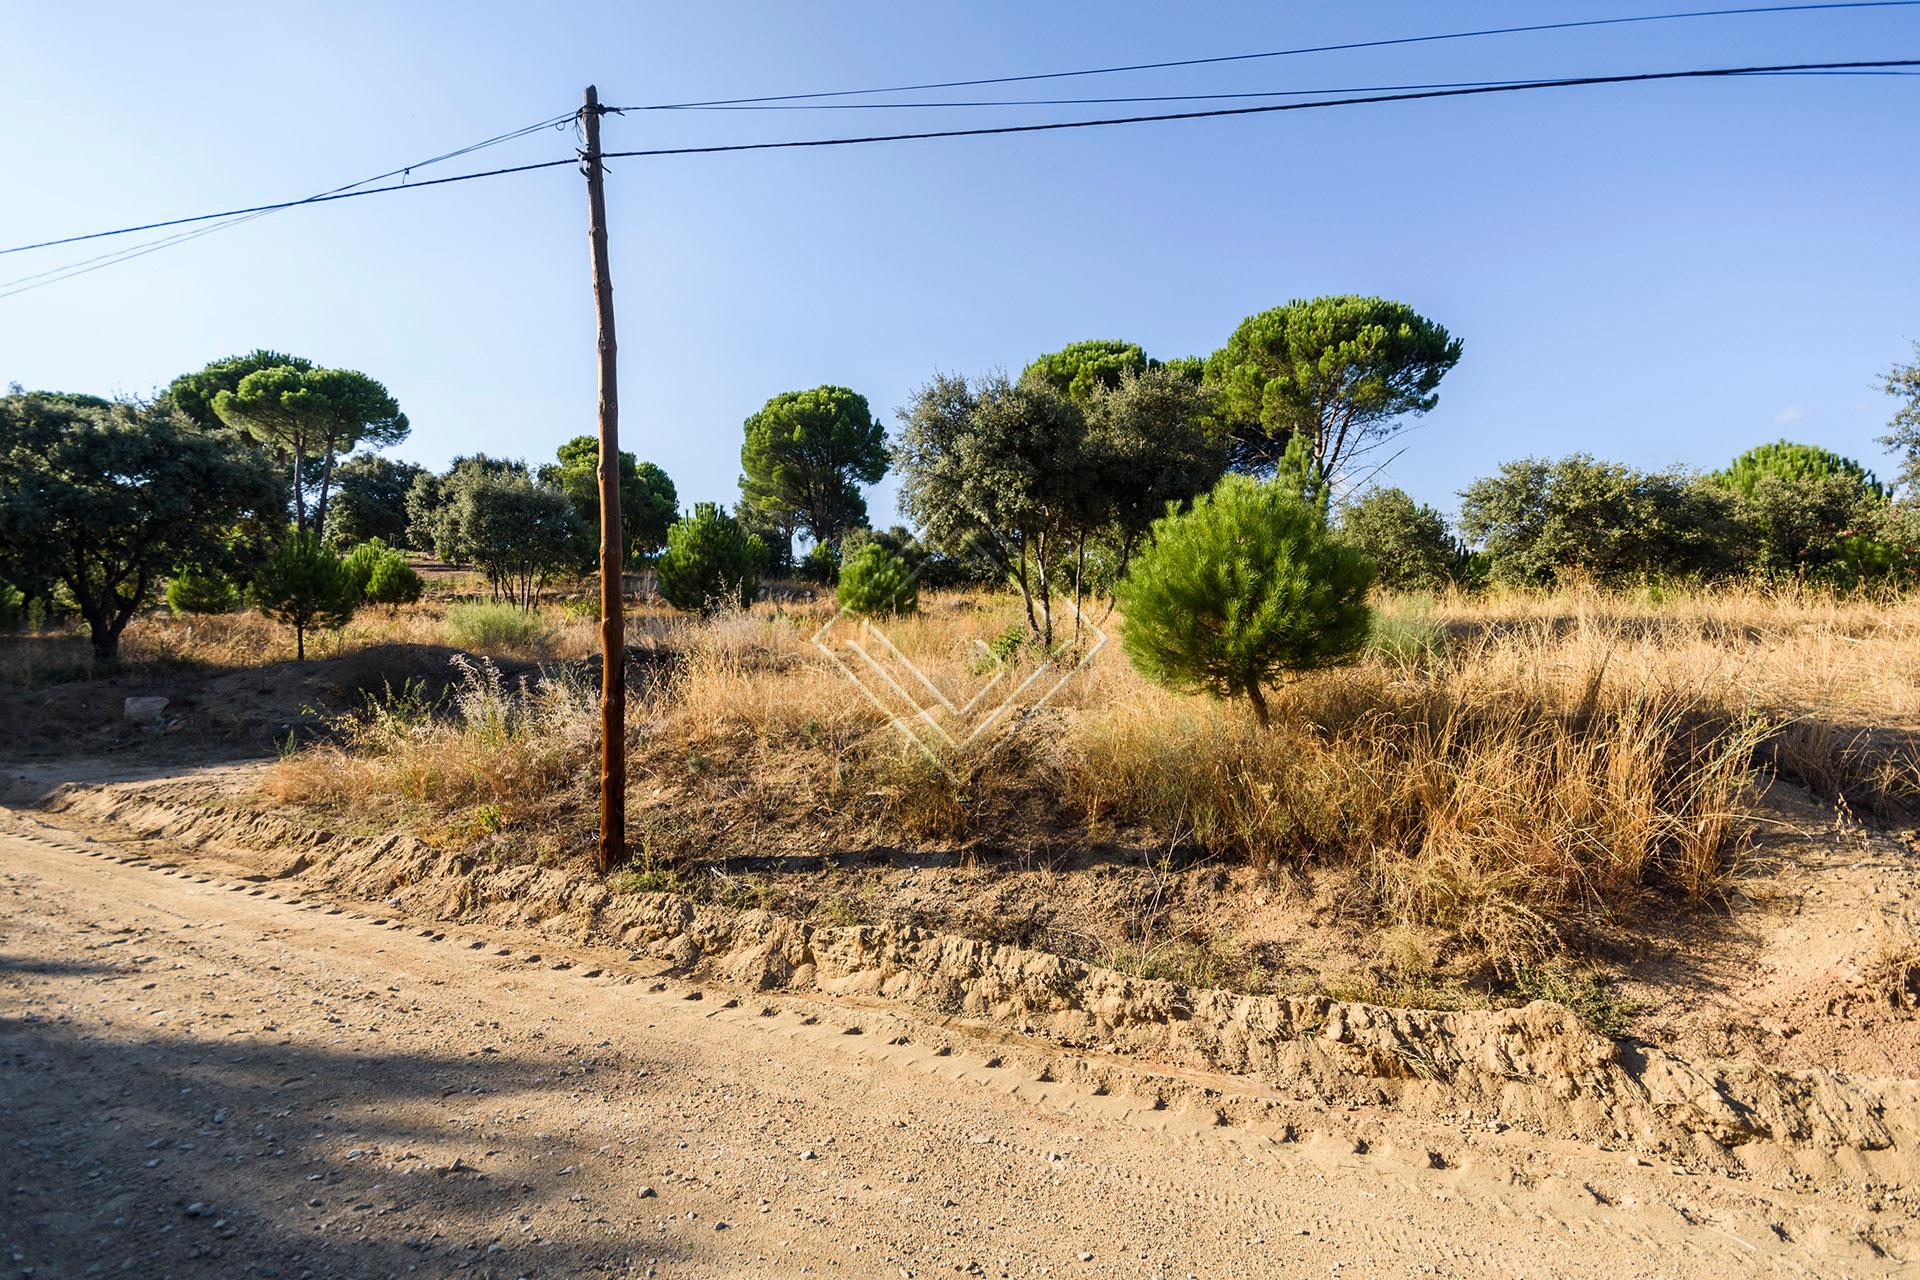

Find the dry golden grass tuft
[[255, 582, 1920, 972]]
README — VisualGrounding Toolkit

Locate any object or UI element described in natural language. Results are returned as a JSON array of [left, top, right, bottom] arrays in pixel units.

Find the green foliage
[[836, 541, 918, 616], [734, 501, 795, 576], [1510, 963, 1640, 1038], [1717, 439, 1884, 500], [165, 566, 239, 615], [1724, 467, 1885, 584], [1116, 473, 1375, 727], [211, 364, 408, 540], [362, 553, 424, 611], [457, 475, 579, 608], [1077, 366, 1228, 577], [250, 533, 358, 660], [1338, 487, 1466, 591], [340, 537, 422, 609], [896, 372, 1085, 645], [1021, 339, 1150, 402], [444, 601, 552, 653], [325, 455, 424, 548], [341, 538, 392, 598], [846, 523, 996, 589], [657, 503, 760, 614], [0, 394, 282, 662], [407, 457, 575, 607], [1207, 295, 1461, 478], [405, 454, 524, 560], [739, 385, 887, 545], [539, 435, 678, 567], [1459, 455, 1739, 588], [896, 366, 1218, 645], [1882, 340, 1920, 495], [167, 350, 313, 431], [798, 540, 840, 585]]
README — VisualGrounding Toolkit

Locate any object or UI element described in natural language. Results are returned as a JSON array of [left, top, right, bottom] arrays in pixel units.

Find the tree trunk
[[313, 435, 340, 543], [1072, 537, 1084, 643], [290, 448, 308, 537], [88, 616, 120, 666], [295, 623, 306, 662], [1013, 546, 1040, 642], [1245, 681, 1271, 730]]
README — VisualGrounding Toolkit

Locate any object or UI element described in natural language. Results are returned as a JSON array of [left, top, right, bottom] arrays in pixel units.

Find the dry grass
[[264, 654, 600, 848], [0, 596, 648, 685], [256, 582, 1920, 971]]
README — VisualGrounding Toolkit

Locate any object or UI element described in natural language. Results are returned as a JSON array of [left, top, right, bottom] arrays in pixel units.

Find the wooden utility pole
[[582, 84, 624, 872]]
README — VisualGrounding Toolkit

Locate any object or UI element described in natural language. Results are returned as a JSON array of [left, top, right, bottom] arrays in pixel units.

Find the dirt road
[[0, 810, 1900, 1279]]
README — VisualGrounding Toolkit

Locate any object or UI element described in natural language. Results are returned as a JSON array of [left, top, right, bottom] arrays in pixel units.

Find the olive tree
[[1116, 473, 1374, 728], [896, 367, 1222, 647], [895, 372, 1086, 647], [405, 454, 528, 564], [456, 474, 580, 609], [1459, 455, 1738, 587], [1882, 341, 1920, 496], [0, 394, 281, 663], [1337, 487, 1466, 591], [326, 455, 425, 548]]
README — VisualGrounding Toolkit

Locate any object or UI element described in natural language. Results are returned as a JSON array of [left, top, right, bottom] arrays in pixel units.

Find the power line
[[645, 68, 1919, 111], [0, 113, 578, 298], [609, 0, 1920, 110], [598, 59, 1920, 158], [0, 155, 579, 260], [0, 113, 577, 263], [2, 59, 1913, 267]]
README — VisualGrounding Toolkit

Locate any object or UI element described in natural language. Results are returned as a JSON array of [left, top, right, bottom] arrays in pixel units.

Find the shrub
[[341, 538, 393, 598], [657, 503, 759, 614], [1116, 473, 1374, 727], [166, 566, 240, 615], [798, 540, 841, 584], [341, 538, 423, 611], [363, 554, 424, 611], [1338, 487, 1465, 591], [836, 542, 918, 616], [1459, 454, 1740, 588], [250, 534, 357, 660], [444, 601, 552, 653]]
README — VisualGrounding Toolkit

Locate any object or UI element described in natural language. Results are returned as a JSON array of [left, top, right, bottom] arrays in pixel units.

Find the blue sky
[[2, 1, 1916, 524]]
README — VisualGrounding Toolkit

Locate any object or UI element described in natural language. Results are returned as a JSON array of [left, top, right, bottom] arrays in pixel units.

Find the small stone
[[122, 696, 169, 724], [638, 1187, 657, 1198]]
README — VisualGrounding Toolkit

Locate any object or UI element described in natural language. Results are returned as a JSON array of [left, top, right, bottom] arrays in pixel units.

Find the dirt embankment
[[11, 764, 1919, 1203]]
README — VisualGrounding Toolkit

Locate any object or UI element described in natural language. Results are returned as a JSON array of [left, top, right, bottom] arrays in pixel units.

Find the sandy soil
[[2, 800, 1912, 1278]]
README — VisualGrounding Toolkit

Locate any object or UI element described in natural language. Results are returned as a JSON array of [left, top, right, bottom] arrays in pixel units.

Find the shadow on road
[[0, 1014, 688, 1279]]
